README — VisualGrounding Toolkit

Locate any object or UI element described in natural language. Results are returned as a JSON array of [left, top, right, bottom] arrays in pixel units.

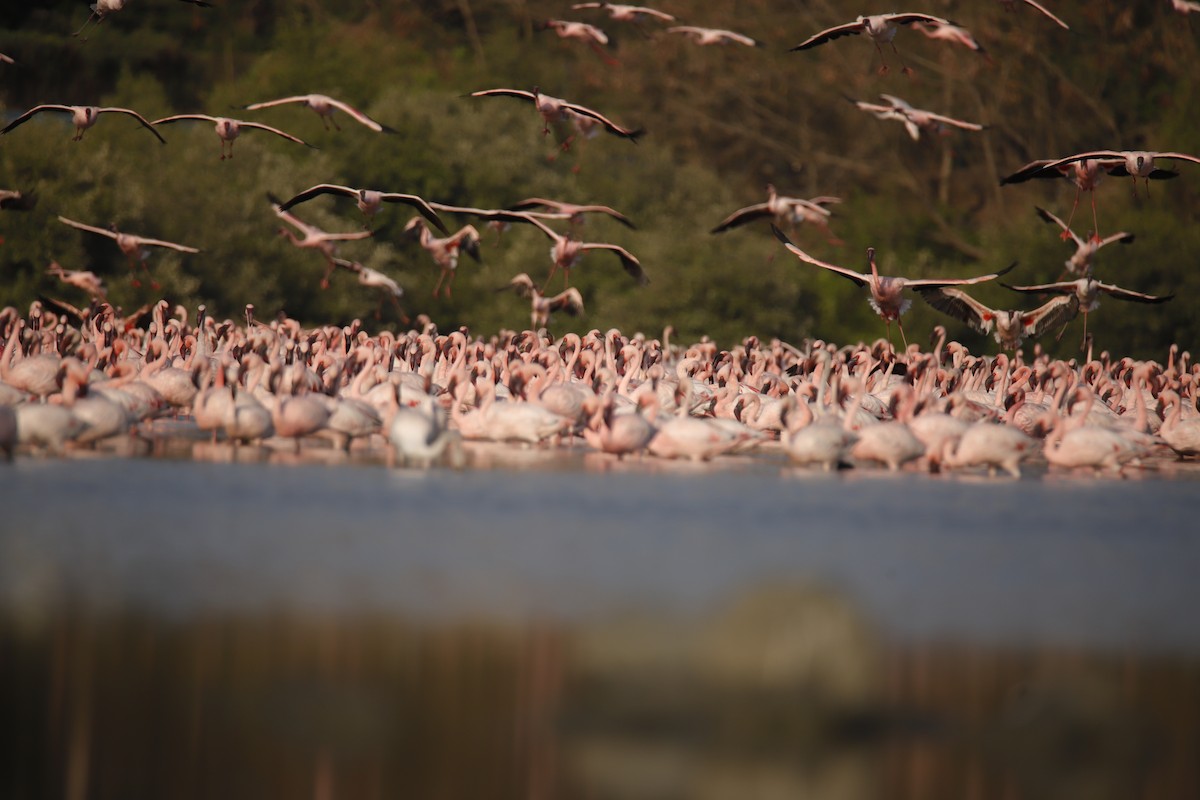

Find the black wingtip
[[770, 224, 791, 245], [995, 261, 1018, 278]]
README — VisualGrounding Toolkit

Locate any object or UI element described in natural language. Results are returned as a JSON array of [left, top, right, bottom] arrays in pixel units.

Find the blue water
[[2, 448, 1198, 653]]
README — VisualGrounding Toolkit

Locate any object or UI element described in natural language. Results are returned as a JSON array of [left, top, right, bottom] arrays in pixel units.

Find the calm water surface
[[2, 446, 1198, 799]]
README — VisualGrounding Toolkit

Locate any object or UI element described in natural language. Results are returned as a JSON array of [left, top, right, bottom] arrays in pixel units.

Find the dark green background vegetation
[[1, 1, 1196, 358]]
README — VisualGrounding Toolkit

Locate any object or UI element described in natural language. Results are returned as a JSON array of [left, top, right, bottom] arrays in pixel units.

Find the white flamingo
[[2, 104, 165, 143], [152, 113, 315, 159], [919, 288, 1079, 350], [666, 26, 762, 47], [276, 183, 446, 231], [790, 12, 956, 74], [240, 93, 396, 132]]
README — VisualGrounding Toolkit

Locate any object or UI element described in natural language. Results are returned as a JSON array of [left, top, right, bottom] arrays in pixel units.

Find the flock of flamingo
[[1, 2, 1198, 475]]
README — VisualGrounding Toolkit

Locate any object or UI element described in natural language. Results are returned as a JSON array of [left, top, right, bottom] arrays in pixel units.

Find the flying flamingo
[[46, 261, 107, 300], [997, 0, 1070, 30], [331, 258, 407, 320], [918, 287, 1079, 350], [712, 185, 842, 243], [0, 189, 37, 211], [73, 0, 212, 39], [790, 12, 957, 74], [665, 26, 762, 47], [403, 217, 482, 298], [151, 113, 315, 159], [1032, 206, 1134, 276], [240, 93, 397, 133], [1170, 0, 1200, 14], [506, 197, 635, 229], [497, 273, 585, 329], [268, 195, 373, 284], [908, 20, 990, 59], [1, 104, 165, 143], [57, 215, 199, 288], [1001, 276, 1172, 341], [538, 19, 618, 63], [1003, 150, 1200, 198], [276, 183, 446, 231], [847, 94, 986, 141], [772, 225, 1015, 345], [504, 212, 648, 289], [469, 88, 644, 148], [571, 3, 674, 23], [1001, 158, 1122, 241]]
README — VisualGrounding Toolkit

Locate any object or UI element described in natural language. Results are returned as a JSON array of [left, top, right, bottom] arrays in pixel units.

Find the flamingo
[[1158, 390, 1200, 458], [1032, 206, 1134, 274], [1003, 150, 1200, 198], [571, 3, 674, 23], [46, 261, 107, 301], [772, 226, 1015, 346], [1001, 158, 1121, 242], [403, 217, 482, 298], [997, 0, 1070, 30], [469, 88, 644, 147], [151, 113, 315, 159], [506, 197, 635, 229], [0, 189, 38, 211], [1171, 0, 1200, 14], [240, 93, 397, 133], [2, 104, 165, 143], [73, 0, 211, 39], [790, 12, 956, 74], [504, 212, 648, 289], [713, 185, 842, 243], [388, 394, 459, 467], [276, 183, 446, 231], [778, 394, 858, 471], [497, 273, 585, 329], [847, 94, 985, 141], [57, 215, 199, 288], [583, 391, 657, 458], [1001, 276, 1172, 341], [0, 53, 14, 66], [908, 20, 990, 59], [665, 26, 762, 47], [940, 422, 1037, 478], [331, 258, 407, 319], [918, 288, 1079, 350], [847, 385, 925, 471], [1042, 389, 1143, 473], [268, 194, 373, 282]]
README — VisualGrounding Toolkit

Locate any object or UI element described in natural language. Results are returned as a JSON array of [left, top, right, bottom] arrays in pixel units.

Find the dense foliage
[[2, 0, 1197, 358]]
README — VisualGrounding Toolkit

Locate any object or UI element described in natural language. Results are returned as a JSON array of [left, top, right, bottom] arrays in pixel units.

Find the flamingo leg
[[432, 269, 447, 298], [545, 262, 561, 289], [890, 43, 914, 76], [896, 317, 909, 349], [873, 42, 890, 74]]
